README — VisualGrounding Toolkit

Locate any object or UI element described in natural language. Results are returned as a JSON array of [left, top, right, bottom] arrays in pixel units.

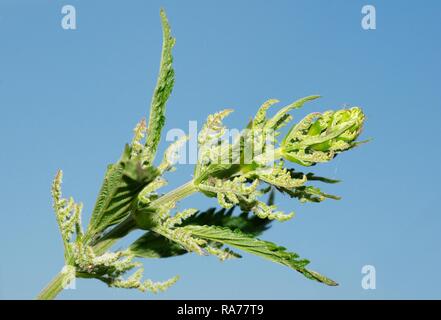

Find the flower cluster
[[50, 170, 177, 294]]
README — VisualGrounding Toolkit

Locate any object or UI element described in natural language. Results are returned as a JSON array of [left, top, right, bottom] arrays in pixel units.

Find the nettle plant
[[38, 10, 366, 299]]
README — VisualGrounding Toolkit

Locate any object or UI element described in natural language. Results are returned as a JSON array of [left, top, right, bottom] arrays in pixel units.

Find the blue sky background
[[1, 0, 440, 299]]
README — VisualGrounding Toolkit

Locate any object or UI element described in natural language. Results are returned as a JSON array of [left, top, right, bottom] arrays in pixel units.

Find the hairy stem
[[151, 179, 197, 208], [36, 270, 72, 300]]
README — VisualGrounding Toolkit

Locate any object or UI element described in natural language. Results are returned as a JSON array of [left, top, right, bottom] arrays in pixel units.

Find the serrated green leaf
[[144, 9, 176, 164], [182, 225, 338, 286], [129, 207, 272, 258], [129, 231, 187, 258], [182, 207, 271, 237], [86, 145, 159, 243]]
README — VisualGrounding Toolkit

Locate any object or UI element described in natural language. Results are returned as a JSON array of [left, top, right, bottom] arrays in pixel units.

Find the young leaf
[[305, 173, 340, 184], [264, 95, 321, 131], [252, 99, 279, 129], [182, 225, 337, 286], [144, 9, 176, 165], [279, 185, 341, 203], [281, 107, 365, 166]]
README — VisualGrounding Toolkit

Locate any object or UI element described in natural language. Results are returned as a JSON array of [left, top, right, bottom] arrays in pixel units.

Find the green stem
[[36, 270, 71, 300], [151, 179, 197, 208]]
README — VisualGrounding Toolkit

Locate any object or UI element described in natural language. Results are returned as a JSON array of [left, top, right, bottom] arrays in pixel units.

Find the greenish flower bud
[[280, 107, 365, 166]]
